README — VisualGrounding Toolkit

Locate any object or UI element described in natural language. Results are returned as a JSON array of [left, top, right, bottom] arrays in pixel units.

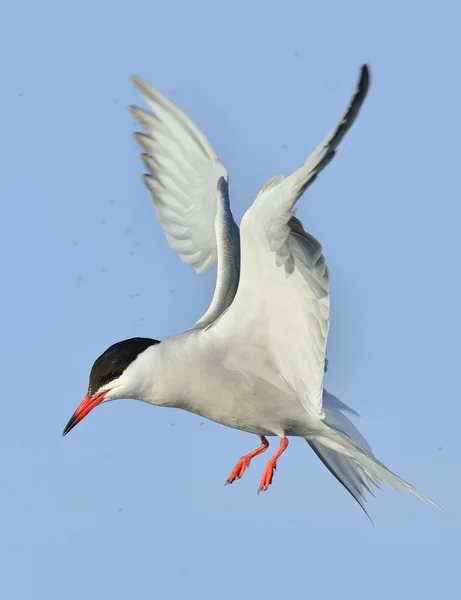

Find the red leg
[[258, 438, 289, 493], [225, 436, 269, 485]]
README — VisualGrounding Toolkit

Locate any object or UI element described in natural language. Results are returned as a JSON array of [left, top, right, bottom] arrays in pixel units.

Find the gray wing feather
[[130, 76, 241, 325]]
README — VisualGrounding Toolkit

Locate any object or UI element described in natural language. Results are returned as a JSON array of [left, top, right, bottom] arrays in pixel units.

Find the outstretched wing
[[212, 65, 370, 417], [130, 77, 240, 325]]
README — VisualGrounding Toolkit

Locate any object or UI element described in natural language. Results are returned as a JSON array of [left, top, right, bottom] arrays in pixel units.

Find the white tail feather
[[307, 391, 445, 517]]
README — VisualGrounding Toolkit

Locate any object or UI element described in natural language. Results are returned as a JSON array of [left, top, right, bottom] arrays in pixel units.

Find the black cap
[[88, 337, 160, 395]]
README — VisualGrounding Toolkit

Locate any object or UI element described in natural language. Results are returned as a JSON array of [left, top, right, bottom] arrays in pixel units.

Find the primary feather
[[130, 76, 240, 326]]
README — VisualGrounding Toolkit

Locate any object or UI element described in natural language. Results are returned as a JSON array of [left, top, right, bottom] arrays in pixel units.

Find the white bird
[[63, 65, 443, 516]]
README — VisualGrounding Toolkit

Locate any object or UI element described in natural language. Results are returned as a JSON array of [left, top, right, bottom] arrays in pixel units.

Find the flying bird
[[63, 65, 443, 516]]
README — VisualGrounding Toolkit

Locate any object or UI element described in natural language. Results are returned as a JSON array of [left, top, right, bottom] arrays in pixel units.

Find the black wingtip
[[217, 176, 229, 197], [359, 64, 371, 95]]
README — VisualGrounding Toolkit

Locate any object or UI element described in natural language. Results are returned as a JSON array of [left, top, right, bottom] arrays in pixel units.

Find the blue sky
[[1, 1, 459, 598]]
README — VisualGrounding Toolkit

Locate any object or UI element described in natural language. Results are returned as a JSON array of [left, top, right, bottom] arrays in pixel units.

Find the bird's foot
[[225, 436, 269, 486], [257, 437, 289, 493], [225, 457, 251, 485], [258, 461, 277, 493]]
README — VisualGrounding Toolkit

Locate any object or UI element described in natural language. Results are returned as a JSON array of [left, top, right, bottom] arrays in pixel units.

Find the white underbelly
[[178, 368, 312, 437]]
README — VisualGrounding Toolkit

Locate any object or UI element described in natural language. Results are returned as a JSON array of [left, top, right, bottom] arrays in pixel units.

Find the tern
[[63, 65, 443, 515]]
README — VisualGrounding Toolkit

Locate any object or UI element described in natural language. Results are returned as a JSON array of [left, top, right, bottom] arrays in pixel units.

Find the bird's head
[[62, 337, 160, 436]]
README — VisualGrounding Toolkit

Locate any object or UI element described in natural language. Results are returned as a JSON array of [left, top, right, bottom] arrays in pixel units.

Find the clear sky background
[[1, 1, 460, 598]]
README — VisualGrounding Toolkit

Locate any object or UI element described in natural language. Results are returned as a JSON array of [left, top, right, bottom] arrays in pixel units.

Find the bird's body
[[126, 331, 314, 437], [63, 64, 444, 516]]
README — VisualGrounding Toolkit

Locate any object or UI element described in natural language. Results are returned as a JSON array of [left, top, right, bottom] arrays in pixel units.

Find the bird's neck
[[130, 331, 204, 408]]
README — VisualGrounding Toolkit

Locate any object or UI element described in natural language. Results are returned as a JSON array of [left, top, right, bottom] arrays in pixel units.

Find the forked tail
[[306, 391, 445, 517]]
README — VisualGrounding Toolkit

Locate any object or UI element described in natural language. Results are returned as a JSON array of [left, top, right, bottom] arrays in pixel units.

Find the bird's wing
[[130, 77, 240, 326], [211, 65, 370, 418]]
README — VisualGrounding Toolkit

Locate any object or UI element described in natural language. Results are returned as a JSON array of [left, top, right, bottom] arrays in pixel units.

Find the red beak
[[62, 390, 110, 436]]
